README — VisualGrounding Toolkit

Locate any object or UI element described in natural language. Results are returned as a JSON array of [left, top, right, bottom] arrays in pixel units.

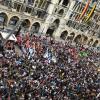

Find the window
[[25, 7, 32, 13], [43, 1, 50, 10], [16, 4, 21, 12], [14, 3, 18, 9], [62, 0, 69, 6]]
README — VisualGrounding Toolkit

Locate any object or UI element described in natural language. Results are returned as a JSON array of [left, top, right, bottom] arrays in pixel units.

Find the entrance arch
[[46, 19, 60, 37], [0, 12, 8, 26], [74, 35, 82, 44], [92, 40, 98, 47], [9, 16, 19, 25], [31, 22, 40, 34], [67, 32, 75, 41], [60, 30, 68, 40], [21, 19, 31, 28]]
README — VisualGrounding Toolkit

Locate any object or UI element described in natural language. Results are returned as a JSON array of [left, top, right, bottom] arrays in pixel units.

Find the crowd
[[0, 33, 100, 100]]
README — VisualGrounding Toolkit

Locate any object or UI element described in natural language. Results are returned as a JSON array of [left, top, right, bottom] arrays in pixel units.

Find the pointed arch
[[60, 30, 68, 40], [58, 9, 64, 16], [74, 35, 82, 44], [53, 19, 60, 28], [92, 40, 98, 47], [31, 22, 40, 34]]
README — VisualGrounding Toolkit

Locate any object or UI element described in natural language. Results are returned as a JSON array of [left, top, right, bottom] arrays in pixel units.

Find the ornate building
[[0, 0, 100, 47]]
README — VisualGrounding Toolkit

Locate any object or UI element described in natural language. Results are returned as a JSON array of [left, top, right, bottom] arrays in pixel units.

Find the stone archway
[[92, 40, 98, 47], [0, 12, 8, 26], [74, 35, 82, 44], [46, 19, 60, 37], [21, 19, 30, 28], [67, 32, 75, 41], [81, 35, 88, 44], [88, 39, 93, 46], [9, 16, 19, 26], [31, 22, 40, 34], [60, 30, 68, 40], [20, 19, 31, 32]]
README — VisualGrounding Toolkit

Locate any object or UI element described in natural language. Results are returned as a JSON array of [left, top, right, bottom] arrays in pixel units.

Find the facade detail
[[0, 0, 100, 47]]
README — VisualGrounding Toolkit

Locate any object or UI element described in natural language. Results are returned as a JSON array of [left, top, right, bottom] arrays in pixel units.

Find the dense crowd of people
[[0, 33, 100, 100]]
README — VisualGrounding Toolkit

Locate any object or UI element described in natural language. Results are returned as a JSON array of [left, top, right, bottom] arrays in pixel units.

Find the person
[[0, 34, 99, 100], [0, 38, 4, 56]]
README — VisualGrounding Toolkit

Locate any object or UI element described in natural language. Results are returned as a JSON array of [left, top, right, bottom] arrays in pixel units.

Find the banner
[[79, 0, 91, 20], [79, 51, 88, 57], [75, 0, 87, 20], [85, 3, 96, 22]]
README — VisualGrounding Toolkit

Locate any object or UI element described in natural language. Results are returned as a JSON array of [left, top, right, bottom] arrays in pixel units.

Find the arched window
[[31, 22, 40, 34], [60, 31, 68, 40], [92, 40, 98, 47], [58, 9, 64, 16], [74, 35, 82, 44], [0, 12, 8, 26]]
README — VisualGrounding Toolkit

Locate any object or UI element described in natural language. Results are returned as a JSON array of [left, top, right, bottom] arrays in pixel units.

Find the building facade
[[0, 0, 100, 47]]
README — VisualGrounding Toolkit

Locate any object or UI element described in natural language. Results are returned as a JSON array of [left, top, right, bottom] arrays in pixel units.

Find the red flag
[[79, 0, 91, 19]]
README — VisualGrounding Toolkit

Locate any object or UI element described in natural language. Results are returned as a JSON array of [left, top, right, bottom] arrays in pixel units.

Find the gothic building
[[0, 0, 100, 47]]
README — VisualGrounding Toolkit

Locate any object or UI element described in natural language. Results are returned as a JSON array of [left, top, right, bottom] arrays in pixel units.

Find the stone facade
[[0, 0, 100, 47]]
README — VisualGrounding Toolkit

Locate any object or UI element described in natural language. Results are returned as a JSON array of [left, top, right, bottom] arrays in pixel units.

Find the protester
[[0, 33, 99, 100]]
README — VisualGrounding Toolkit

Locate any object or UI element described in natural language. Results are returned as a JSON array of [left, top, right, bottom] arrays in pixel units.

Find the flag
[[85, 2, 96, 22], [79, 0, 91, 20], [75, 0, 87, 20], [79, 51, 88, 57]]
